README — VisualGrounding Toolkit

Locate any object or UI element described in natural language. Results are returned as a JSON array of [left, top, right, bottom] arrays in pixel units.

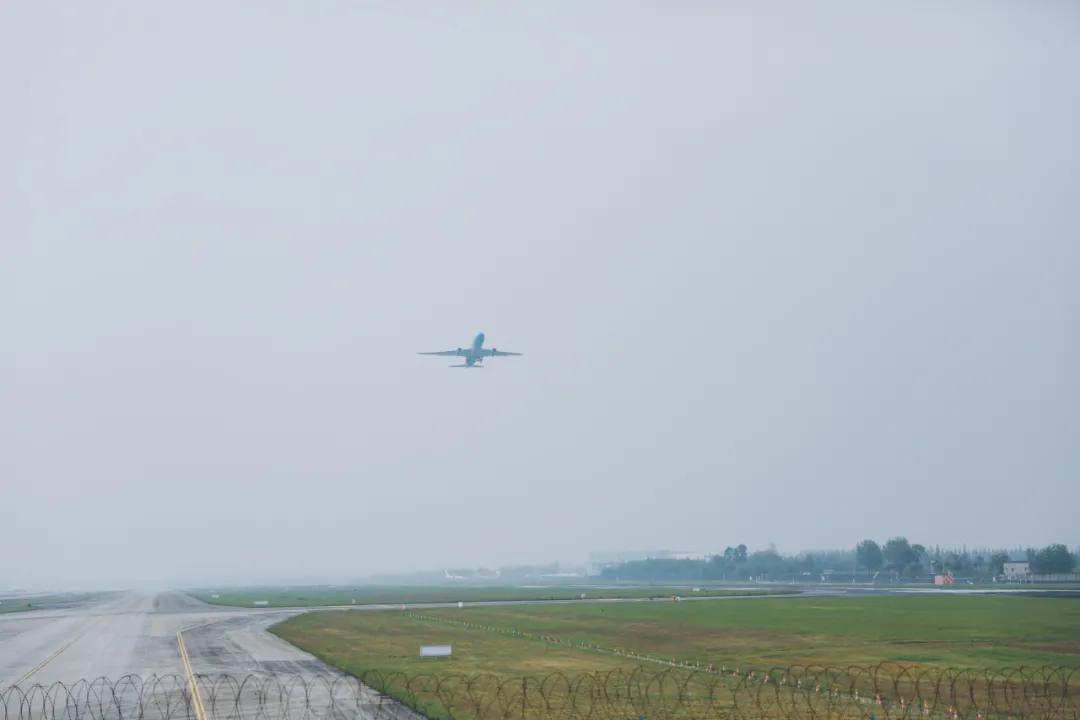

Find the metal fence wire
[[1, 665, 1076, 720]]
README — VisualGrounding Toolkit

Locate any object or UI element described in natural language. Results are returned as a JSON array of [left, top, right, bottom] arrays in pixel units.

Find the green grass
[[272, 594, 1080, 676], [271, 595, 1080, 720], [273, 609, 638, 678], [191, 584, 787, 608]]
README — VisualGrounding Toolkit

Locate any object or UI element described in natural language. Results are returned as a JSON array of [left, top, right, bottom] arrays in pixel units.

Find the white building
[[1003, 561, 1030, 580]]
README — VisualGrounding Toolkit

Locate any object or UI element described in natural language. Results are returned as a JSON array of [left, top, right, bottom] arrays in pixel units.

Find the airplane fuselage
[[462, 332, 486, 366]]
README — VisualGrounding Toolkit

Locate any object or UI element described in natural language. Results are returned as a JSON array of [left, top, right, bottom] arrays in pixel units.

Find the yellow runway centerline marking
[[12, 620, 98, 686], [176, 629, 209, 720]]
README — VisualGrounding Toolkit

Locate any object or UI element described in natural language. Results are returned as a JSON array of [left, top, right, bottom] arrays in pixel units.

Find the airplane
[[418, 332, 522, 368]]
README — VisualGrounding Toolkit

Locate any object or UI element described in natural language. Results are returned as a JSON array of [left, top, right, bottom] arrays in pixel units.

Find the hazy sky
[[3, 1, 1077, 588]]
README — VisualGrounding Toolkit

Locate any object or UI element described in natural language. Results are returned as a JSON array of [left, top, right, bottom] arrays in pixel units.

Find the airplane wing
[[418, 349, 463, 356], [480, 349, 523, 357]]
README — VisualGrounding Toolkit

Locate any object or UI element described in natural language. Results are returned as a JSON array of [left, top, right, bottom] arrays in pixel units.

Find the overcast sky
[[2, 1, 1077, 589]]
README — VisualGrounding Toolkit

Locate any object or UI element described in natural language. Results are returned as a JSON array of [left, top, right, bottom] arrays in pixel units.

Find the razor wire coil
[[1, 665, 1075, 720]]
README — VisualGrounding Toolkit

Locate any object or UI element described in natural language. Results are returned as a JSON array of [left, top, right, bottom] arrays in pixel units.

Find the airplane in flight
[[418, 332, 522, 368]]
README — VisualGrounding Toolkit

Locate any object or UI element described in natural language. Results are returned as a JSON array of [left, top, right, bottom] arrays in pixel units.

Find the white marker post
[[420, 645, 452, 658]]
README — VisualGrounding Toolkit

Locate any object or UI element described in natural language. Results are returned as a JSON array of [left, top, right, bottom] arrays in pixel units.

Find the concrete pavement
[[0, 591, 430, 720], [0, 591, 316, 687], [3, 584, 1072, 687]]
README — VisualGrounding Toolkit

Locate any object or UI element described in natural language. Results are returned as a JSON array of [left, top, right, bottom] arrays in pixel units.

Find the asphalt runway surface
[[0, 592, 407, 720], [3, 585, 1073, 689], [0, 592, 315, 687], [0, 589, 787, 687], [3, 585, 1076, 720], [0, 589, 785, 693]]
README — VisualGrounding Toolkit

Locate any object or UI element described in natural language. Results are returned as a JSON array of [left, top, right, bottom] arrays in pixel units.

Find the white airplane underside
[[419, 332, 522, 367]]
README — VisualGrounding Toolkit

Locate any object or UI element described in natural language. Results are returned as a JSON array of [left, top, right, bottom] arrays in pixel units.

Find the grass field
[[191, 585, 788, 608], [272, 594, 1080, 678]]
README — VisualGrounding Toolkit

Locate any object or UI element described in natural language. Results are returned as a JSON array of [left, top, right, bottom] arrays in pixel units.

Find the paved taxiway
[[0, 590, 796, 686], [0, 591, 315, 687], [3, 586, 1073, 688]]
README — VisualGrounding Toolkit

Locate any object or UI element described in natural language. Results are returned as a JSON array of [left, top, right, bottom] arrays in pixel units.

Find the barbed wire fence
[[2, 665, 1076, 720]]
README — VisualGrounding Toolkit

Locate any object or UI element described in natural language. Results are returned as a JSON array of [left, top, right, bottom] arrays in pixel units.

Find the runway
[[0, 592, 316, 687], [2, 585, 1072, 688], [0, 588, 808, 687], [0, 592, 432, 720]]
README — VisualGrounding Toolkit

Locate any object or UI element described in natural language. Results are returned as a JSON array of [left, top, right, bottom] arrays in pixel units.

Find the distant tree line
[[597, 540, 1078, 582], [855, 540, 1077, 578]]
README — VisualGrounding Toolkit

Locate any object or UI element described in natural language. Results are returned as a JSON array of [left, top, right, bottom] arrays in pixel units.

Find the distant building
[[1003, 561, 1030, 580]]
